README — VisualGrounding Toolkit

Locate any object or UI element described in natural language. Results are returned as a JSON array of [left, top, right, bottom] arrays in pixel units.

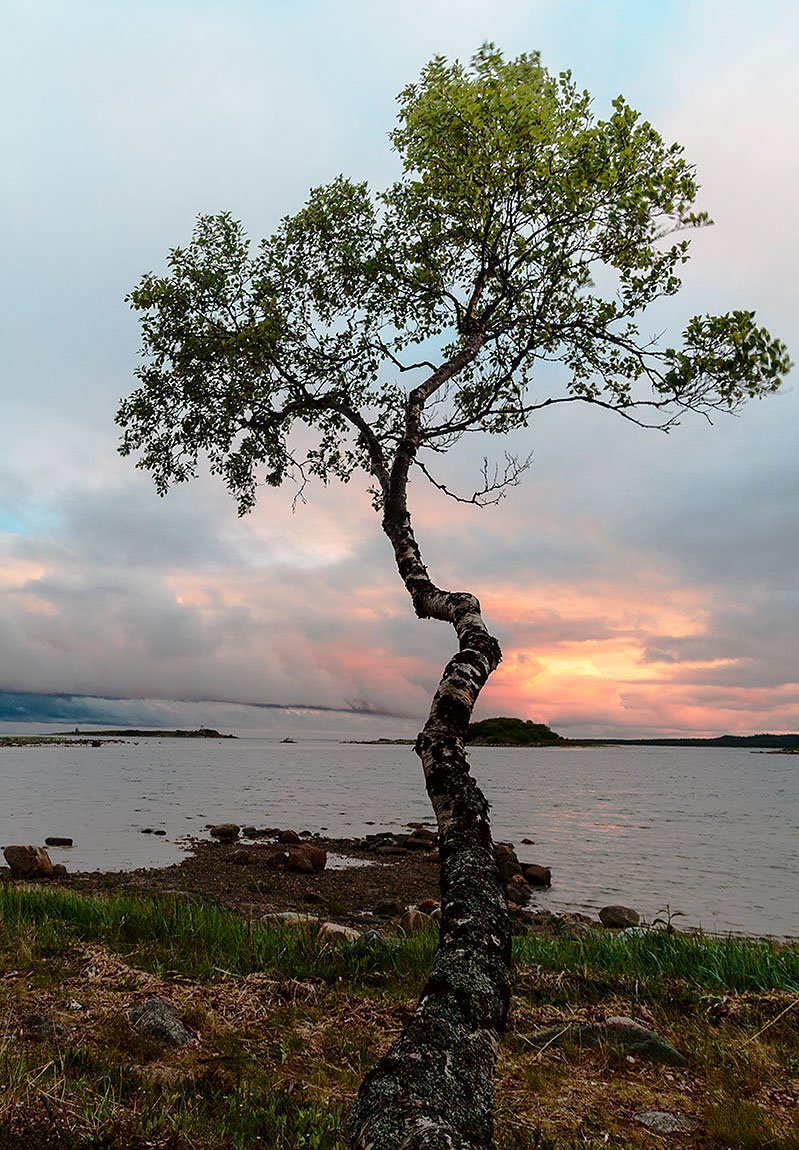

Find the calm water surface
[[1, 737, 796, 938]]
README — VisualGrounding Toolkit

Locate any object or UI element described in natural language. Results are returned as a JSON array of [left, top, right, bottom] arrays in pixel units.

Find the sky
[[0, 0, 797, 739]]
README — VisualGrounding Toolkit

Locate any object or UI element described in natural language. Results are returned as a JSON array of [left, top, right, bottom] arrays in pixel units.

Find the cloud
[[0, 2, 797, 738]]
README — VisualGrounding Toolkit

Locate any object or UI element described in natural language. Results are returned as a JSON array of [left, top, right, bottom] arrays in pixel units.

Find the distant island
[[468, 719, 799, 750], [349, 718, 564, 747], [59, 727, 236, 739], [466, 717, 564, 746], [0, 727, 235, 748]]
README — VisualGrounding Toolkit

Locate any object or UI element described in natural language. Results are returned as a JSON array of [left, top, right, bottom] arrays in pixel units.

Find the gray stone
[[526, 1015, 687, 1066], [261, 911, 318, 927], [344, 930, 395, 959], [403, 834, 436, 850], [599, 904, 640, 928], [21, 1011, 67, 1040], [128, 997, 190, 1046], [317, 922, 361, 943], [635, 1111, 699, 1135]]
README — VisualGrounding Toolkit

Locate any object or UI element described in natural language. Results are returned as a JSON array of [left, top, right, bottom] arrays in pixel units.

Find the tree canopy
[[117, 45, 789, 518]]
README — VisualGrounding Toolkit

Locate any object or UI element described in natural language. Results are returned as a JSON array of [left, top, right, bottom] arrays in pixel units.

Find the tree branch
[[414, 452, 533, 506]]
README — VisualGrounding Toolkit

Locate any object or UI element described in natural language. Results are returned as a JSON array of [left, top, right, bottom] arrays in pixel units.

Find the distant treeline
[[575, 733, 799, 749], [466, 717, 563, 746], [466, 718, 799, 750]]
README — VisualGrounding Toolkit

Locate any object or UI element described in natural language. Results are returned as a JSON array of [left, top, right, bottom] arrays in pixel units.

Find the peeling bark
[[349, 388, 511, 1147]]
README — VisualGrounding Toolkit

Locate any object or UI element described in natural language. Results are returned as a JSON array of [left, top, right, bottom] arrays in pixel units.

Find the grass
[[0, 884, 797, 1148], [0, 885, 438, 983], [513, 928, 799, 994]]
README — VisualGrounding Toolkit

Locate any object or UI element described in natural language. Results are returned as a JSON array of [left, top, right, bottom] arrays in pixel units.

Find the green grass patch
[[0, 885, 437, 985], [513, 928, 799, 994]]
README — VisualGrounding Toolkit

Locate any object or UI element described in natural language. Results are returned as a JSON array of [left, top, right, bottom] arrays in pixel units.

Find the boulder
[[300, 844, 327, 871], [635, 1112, 698, 1135], [498, 858, 523, 881], [285, 848, 315, 874], [261, 912, 318, 928], [317, 922, 361, 944], [3, 845, 54, 879], [601, 1017, 688, 1065], [129, 997, 190, 1046], [494, 842, 517, 859], [599, 905, 640, 929], [344, 929, 394, 958], [399, 909, 437, 935], [44, 836, 73, 847], [21, 1011, 67, 1040], [209, 823, 240, 842], [277, 828, 301, 845], [526, 1015, 687, 1067], [506, 874, 532, 903], [52, 863, 68, 877], [410, 826, 437, 842], [522, 864, 552, 887], [418, 898, 440, 914], [404, 834, 437, 850]]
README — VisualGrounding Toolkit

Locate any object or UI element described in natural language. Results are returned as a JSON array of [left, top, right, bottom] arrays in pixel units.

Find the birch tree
[[117, 47, 789, 1150]]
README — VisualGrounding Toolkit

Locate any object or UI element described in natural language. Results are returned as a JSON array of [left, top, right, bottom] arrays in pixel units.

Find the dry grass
[[0, 887, 796, 1147]]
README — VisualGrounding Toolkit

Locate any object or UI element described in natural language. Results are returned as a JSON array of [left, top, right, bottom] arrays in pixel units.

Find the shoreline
[[3, 830, 796, 945]]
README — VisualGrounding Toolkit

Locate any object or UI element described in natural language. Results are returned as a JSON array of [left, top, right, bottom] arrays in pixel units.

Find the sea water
[[0, 737, 796, 938]]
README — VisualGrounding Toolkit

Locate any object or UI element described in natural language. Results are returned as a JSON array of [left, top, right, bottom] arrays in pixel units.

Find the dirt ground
[[44, 833, 444, 928]]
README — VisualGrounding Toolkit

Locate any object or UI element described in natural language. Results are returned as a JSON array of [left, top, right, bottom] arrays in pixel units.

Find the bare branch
[[414, 450, 533, 506]]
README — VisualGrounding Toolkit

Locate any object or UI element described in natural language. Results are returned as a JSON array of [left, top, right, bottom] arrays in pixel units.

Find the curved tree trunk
[[348, 503, 512, 1149]]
